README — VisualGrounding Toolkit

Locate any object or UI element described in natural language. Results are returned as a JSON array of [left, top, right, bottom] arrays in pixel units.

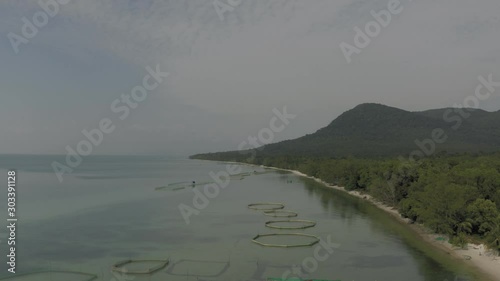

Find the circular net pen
[[252, 233, 320, 248], [252, 170, 274, 175], [112, 259, 170, 274], [165, 259, 230, 278], [229, 172, 252, 179], [0, 271, 97, 281], [263, 210, 298, 218], [265, 219, 316, 230], [248, 203, 285, 211], [155, 181, 215, 191]]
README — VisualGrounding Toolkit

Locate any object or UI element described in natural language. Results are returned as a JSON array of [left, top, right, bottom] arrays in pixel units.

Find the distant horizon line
[[0, 153, 189, 157]]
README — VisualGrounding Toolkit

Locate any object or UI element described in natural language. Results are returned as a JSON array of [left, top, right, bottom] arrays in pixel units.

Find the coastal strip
[[216, 160, 500, 281]]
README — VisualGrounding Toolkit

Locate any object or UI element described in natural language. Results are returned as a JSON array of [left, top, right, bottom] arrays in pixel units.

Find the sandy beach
[[259, 165, 500, 281]]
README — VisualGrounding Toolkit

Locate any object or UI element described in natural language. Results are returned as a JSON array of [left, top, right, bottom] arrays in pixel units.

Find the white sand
[[261, 165, 500, 281]]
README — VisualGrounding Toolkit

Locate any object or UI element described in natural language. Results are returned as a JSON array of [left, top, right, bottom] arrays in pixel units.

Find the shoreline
[[230, 161, 500, 281]]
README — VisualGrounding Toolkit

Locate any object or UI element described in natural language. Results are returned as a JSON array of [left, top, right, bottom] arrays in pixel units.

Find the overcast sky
[[1, 0, 499, 156]]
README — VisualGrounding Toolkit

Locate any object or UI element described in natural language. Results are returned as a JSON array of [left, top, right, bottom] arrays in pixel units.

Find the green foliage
[[411, 181, 475, 235], [485, 215, 500, 255], [193, 151, 500, 251], [450, 232, 469, 249], [193, 104, 500, 159], [467, 199, 498, 235], [367, 177, 396, 206]]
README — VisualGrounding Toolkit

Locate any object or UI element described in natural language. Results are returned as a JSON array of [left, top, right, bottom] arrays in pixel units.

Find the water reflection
[[0, 156, 482, 281], [296, 176, 475, 281]]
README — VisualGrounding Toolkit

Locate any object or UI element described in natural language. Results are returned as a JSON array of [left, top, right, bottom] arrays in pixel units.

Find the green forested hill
[[192, 103, 500, 160], [190, 103, 500, 252]]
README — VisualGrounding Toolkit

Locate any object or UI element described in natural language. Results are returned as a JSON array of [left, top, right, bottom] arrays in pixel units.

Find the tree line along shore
[[192, 152, 500, 256]]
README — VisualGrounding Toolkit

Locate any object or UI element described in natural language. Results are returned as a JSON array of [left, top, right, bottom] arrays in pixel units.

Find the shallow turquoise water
[[0, 155, 474, 280]]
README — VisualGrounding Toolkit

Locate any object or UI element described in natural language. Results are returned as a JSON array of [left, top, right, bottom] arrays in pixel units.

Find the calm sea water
[[0, 155, 479, 281]]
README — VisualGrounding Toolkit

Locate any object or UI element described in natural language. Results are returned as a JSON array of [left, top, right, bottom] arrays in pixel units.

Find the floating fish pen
[[112, 259, 169, 274], [229, 172, 252, 179], [252, 233, 320, 248], [166, 259, 230, 278], [155, 181, 214, 191], [265, 219, 317, 230], [263, 210, 298, 218], [248, 203, 285, 211], [0, 271, 97, 281], [252, 170, 274, 175]]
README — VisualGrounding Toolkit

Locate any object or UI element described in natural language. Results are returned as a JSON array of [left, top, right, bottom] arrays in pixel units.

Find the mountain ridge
[[191, 103, 500, 160]]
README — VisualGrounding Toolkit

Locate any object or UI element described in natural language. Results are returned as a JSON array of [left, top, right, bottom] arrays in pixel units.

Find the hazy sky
[[1, 0, 499, 156]]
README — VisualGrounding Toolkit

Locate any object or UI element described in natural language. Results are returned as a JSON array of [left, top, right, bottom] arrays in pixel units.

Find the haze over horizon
[[1, 0, 499, 156]]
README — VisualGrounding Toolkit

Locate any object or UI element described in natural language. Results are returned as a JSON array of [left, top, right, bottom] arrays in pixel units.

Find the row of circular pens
[[247, 202, 320, 248]]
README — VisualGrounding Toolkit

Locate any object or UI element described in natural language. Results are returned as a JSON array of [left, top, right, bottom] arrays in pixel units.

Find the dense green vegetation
[[191, 103, 500, 253], [193, 152, 500, 254], [207, 103, 500, 158]]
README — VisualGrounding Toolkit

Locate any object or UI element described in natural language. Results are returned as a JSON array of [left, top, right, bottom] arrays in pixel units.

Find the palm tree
[[456, 220, 473, 234], [486, 218, 500, 256]]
